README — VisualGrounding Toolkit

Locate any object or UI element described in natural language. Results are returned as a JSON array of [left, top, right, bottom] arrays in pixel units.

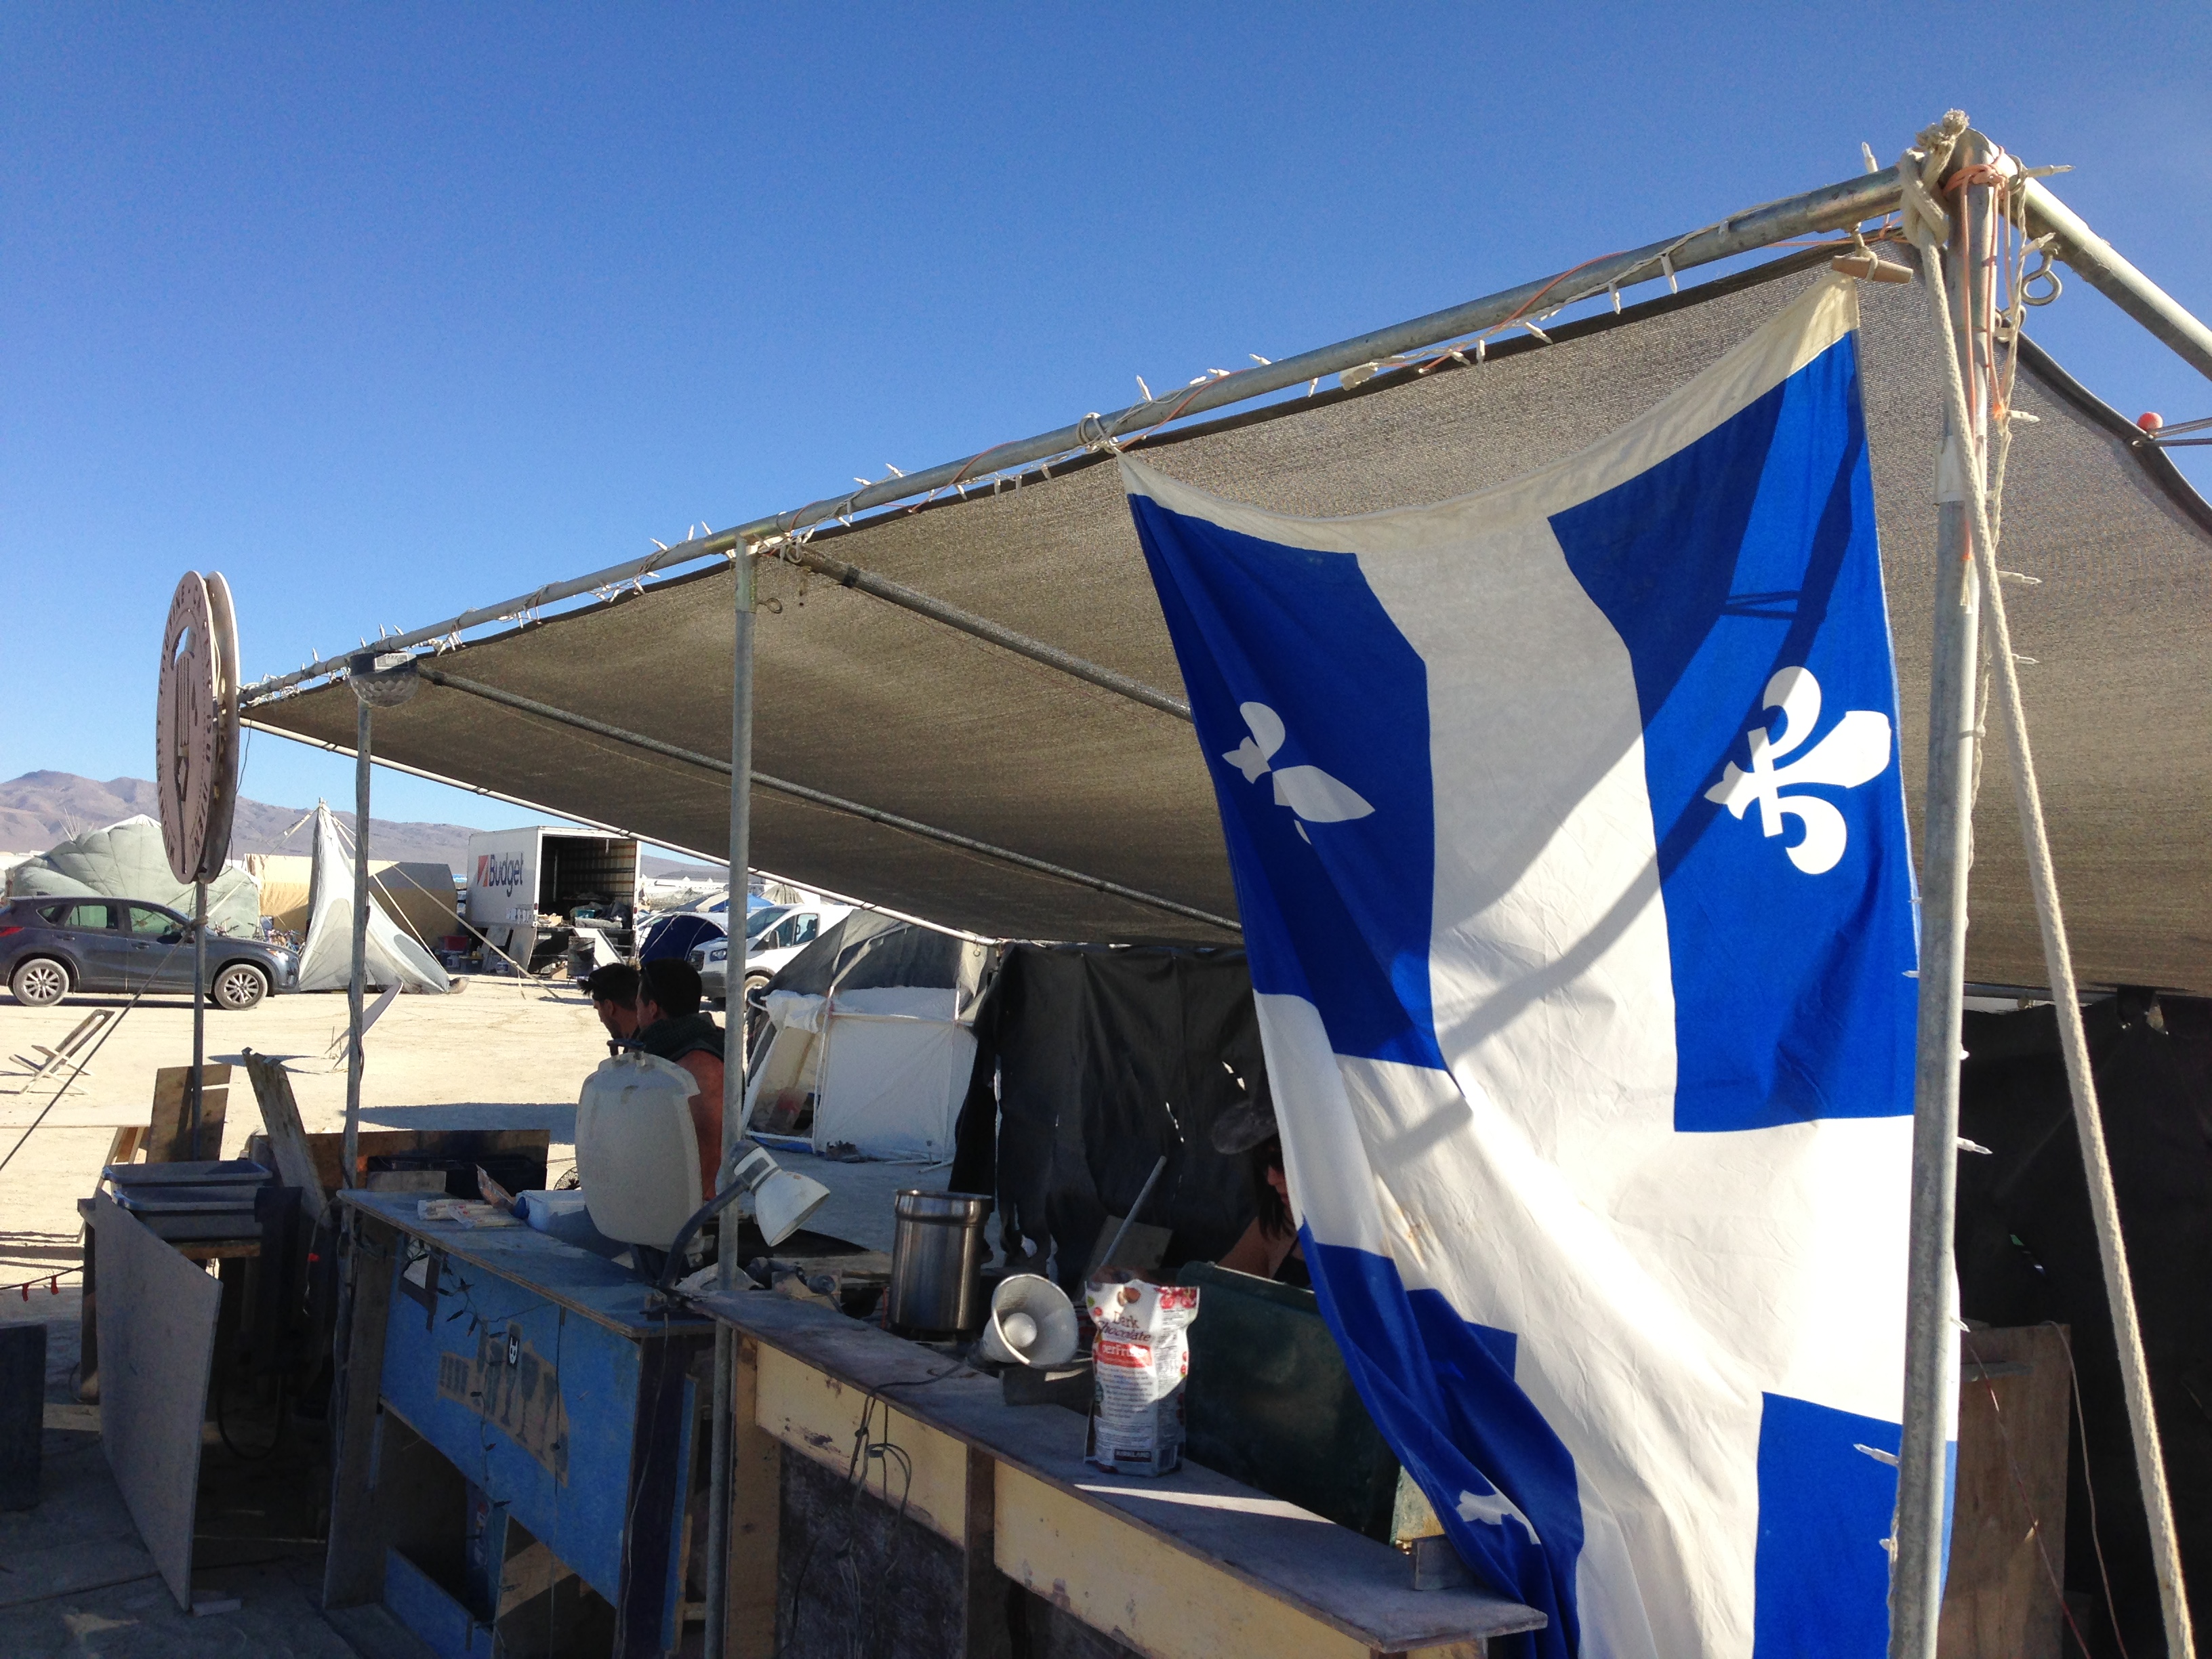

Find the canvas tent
[[7, 814, 261, 935], [246, 851, 459, 946], [745, 909, 989, 1160], [292, 804, 451, 994]]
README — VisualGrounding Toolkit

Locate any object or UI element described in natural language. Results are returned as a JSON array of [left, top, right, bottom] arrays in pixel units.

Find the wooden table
[[693, 1285, 1546, 1659], [326, 1192, 714, 1658]]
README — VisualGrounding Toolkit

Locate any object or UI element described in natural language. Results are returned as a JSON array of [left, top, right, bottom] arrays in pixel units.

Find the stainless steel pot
[[887, 1190, 994, 1335]]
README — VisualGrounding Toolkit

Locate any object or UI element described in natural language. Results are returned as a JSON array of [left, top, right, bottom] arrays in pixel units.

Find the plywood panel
[[994, 1464, 1370, 1659], [86, 1193, 222, 1610], [1938, 1324, 2072, 1659]]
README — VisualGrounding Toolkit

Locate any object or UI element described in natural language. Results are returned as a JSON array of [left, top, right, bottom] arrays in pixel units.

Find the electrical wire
[[212, 1364, 286, 1462], [775, 1389, 923, 1659], [2051, 1320, 2134, 1659]]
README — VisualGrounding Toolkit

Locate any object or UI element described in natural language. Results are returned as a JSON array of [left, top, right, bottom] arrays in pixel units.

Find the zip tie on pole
[[1077, 413, 1125, 456], [1607, 281, 1622, 314], [1660, 253, 1678, 295]]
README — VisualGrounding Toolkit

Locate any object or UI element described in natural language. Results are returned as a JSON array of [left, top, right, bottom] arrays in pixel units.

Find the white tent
[[7, 815, 262, 935], [747, 986, 972, 1162], [295, 804, 451, 994]]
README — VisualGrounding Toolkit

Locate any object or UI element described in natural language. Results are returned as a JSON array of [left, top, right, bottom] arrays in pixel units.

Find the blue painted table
[[323, 1192, 712, 1658]]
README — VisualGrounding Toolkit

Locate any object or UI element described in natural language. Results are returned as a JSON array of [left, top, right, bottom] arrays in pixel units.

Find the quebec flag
[[1124, 276, 1928, 1658]]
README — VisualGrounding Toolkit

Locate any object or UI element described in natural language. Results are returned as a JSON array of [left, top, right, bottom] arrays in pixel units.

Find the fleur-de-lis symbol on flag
[[1222, 702, 1374, 842], [1704, 668, 1891, 875]]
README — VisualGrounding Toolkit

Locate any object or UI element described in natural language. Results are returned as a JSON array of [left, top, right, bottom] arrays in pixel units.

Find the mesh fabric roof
[[245, 255, 2212, 988]]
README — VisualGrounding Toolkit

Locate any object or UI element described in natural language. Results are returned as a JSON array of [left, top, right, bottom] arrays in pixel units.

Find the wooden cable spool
[[156, 571, 243, 885]]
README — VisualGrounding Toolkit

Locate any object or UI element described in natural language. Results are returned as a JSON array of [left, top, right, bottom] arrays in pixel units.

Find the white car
[[691, 903, 851, 1010]]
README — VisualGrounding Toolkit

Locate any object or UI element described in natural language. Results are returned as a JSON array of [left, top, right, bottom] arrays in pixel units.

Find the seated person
[[1211, 1091, 1308, 1289], [582, 962, 641, 1048], [632, 958, 726, 1197]]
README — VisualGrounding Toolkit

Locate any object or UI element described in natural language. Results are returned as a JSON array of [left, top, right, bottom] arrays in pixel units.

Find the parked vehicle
[[0, 898, 299, 1010], [692, 902, 848, 1012]]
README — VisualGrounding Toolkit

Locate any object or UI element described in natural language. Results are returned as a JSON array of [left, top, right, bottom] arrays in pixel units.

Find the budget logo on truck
[[476, 854, 525, 894]]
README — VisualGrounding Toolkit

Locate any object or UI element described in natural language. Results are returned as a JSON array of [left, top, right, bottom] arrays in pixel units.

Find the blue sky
[[5, 4, 2207, 846]]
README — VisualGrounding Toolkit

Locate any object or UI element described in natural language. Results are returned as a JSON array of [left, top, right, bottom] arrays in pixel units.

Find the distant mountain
[[0, 773, 720, 878]]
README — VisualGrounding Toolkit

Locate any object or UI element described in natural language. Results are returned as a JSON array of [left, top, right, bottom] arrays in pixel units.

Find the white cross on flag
[[1124, 276, 1933, 1658]]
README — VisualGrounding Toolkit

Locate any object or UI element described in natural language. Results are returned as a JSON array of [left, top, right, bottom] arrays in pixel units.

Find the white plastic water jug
[[575, 1050, 702, 1250]]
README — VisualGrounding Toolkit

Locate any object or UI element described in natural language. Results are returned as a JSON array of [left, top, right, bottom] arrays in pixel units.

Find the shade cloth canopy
[[243, 254, 2212, 990]]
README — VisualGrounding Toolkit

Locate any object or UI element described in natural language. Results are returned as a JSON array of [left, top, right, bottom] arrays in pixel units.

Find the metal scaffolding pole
[[188, 878, 207, 1160], [2022, 177, 2212, 384], [1889, 128, 1995, 1659], [703, 552, 757, 1656], [344, 694, 371, 1189]]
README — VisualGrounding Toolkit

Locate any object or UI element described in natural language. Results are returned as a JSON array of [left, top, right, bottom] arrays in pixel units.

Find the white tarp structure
[[7, 815, 262, 935], [748, 986, 972, 1162], [295, 804, 450, 994]]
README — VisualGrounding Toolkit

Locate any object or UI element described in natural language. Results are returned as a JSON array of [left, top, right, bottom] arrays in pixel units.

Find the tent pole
[[2021, 176, 2212, 384], [188, 878, 207, 1160], [1891, 129, 1995, 1659], [344, 695, 369, 1189], [704, 550, 756, 1658]]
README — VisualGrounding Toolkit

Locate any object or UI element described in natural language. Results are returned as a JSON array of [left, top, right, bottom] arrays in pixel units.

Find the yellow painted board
[[752, 1346, 968, 1544], [994, 1464, 1372, 1659]]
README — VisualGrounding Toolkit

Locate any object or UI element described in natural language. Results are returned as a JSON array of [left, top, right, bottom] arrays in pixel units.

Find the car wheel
[[211, 962, 269, 1010], [9, 957, 70, 1008]]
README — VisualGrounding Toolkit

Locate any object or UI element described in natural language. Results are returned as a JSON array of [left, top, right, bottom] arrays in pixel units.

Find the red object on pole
[[2138, 411, 2165, 432]]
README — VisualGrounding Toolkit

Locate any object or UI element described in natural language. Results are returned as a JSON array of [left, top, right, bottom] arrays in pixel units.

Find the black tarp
[[767, 908, 972, 998], [949, 944, 1266, 1297], [1957, 994, 2212, 1658]]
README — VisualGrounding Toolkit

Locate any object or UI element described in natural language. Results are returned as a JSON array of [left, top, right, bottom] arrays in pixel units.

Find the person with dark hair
[[582, 962, 642, 1047], [632, 958, 726, 1195], [1210, 1084, 1309, 1288]]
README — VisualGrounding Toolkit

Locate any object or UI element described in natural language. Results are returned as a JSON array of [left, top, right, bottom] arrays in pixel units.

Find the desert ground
[[0, 977, 946, 1656]]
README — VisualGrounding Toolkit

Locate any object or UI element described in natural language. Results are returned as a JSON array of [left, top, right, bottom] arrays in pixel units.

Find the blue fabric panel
[[1549, 337, 1917, 1132], [1307, 1236, 1583, 1656], [1751, 1393, 1911, 1658], [1128, 493, 1444, 1071]]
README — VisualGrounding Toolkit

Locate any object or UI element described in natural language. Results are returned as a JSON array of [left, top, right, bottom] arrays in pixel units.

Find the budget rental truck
[[465, 826, 640, 973]]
